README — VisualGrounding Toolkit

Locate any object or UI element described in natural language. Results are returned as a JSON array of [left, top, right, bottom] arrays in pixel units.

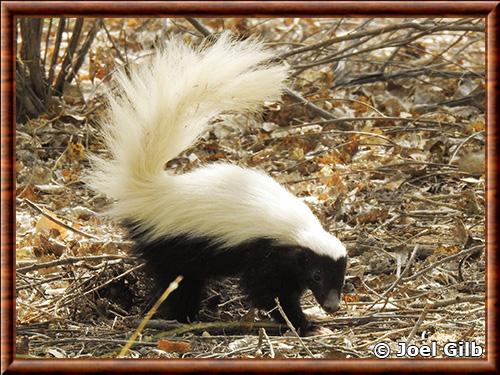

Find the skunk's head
[[293, 228, 348, 313], [301, 251, 348, 313]]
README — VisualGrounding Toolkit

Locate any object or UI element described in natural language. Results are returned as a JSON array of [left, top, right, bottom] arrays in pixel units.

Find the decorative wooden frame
[[1, 1, 498, 373]]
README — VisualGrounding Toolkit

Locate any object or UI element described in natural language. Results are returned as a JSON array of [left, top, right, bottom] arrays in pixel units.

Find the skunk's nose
[[323, 290, 341, 313], [323, 301, 340, 313]]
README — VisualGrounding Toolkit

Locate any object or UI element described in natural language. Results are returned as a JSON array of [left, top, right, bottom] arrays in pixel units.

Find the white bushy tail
[[89, 33, 288, 207]]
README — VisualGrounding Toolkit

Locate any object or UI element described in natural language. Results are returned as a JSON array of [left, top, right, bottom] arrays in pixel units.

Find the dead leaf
[[34, 184, 65, 194], [457, 150, 484, 176], [127, 19, 139, 28], [207, 152, 227, 161], [342, 135, 360, 159], [62, 168, 80, 183], [454, 218, 470, 246], [67, 142, 85, 161], [343, 294, 360, 303], [350, 96, 369, 116], [433, 245, 460, 255], [383, 97, 403, 117], [317, 192, 330, 201], [357, 208, 389, 224], [35, 216, 68, 239], [315, 151, 342, 165], [157, 340, 191, 354], [461, 190, 481, 215], [17, 185, 39, 201], [33, 233, 65, 258], [291, 147, 304, 160], [319, 168, 346, 190]]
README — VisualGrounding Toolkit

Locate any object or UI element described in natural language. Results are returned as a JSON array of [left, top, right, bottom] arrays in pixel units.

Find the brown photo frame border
[[1, 1, 498, 373]]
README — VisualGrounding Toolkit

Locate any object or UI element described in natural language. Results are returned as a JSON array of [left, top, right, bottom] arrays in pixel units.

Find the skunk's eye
[[312, 271, 322, 283]]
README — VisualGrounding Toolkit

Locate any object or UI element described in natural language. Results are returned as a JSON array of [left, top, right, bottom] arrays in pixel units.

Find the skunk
[[89, 34, 348, 335]]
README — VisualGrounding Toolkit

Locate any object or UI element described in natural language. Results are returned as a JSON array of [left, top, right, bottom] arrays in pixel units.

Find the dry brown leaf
[[315, 151, 342, 165], [356, 208, 389, 224], [352, 96, 370, 116], [461, 189, 482, 215], [291, 147, 304, 160], [33, 233, 65, 258], [433, 245, 460, 255], [157, 340, 191, 354], [18, 185, 39, 201], [317, 192, 330, 201], [62, 168, 80, 183], [454, 218, 470, 246], [342, 135, 360, 159], [457, 150, 485, 176], [35, 216, 68, 239], [127, 19, 139, 28], [67, 142, 85, 161], [383, 97, 403, 117], [207, 152, 227, 161], [468, 119, 485, 132], [319, 168, 346, 190], [343, 294, 360, 303]]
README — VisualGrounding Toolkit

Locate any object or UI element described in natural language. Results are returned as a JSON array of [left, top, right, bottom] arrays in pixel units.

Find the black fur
[[125, 222, 347, 335]]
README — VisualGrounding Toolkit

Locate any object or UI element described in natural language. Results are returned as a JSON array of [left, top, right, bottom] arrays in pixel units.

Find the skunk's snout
[[322, 290, 341, 313]]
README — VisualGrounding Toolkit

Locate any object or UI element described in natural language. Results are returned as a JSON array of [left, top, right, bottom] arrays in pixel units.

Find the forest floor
[[15, 17, 486, 359]]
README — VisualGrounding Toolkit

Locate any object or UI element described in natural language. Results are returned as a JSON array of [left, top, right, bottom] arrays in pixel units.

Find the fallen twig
[[17, 254, 132, 274], [410, 295, 484, 309], [118, 275, 183, 358], [23, 198, 99, 240], [155, 320, 284, 338], [274, 297, 315, 358], [260, 327, 275, 358], [405, 304, 431, 345], [383, 245, 420, 297]]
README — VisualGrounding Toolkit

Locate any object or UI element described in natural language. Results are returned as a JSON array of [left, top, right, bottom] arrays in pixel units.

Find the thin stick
[[365, 246, 419, 312], [405, 304, 431, 345], [23, 198, 98, 240], [448, 130, 485, 165], [274, 297, 315, 358], [411, 295, 484, 309], [118, 276, 183, 358], [17, 254, 131, 274], [155, 320, 283, 337], [330, 97, 386, 117], [261, 328, 275, 358], [292, 115, 464, 129], [382, 245, 420, 297], [285, 89, 339, 123], [52, 134, 73, 171], [186, 17, 211, 37], [102, 19, 126, 63]]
